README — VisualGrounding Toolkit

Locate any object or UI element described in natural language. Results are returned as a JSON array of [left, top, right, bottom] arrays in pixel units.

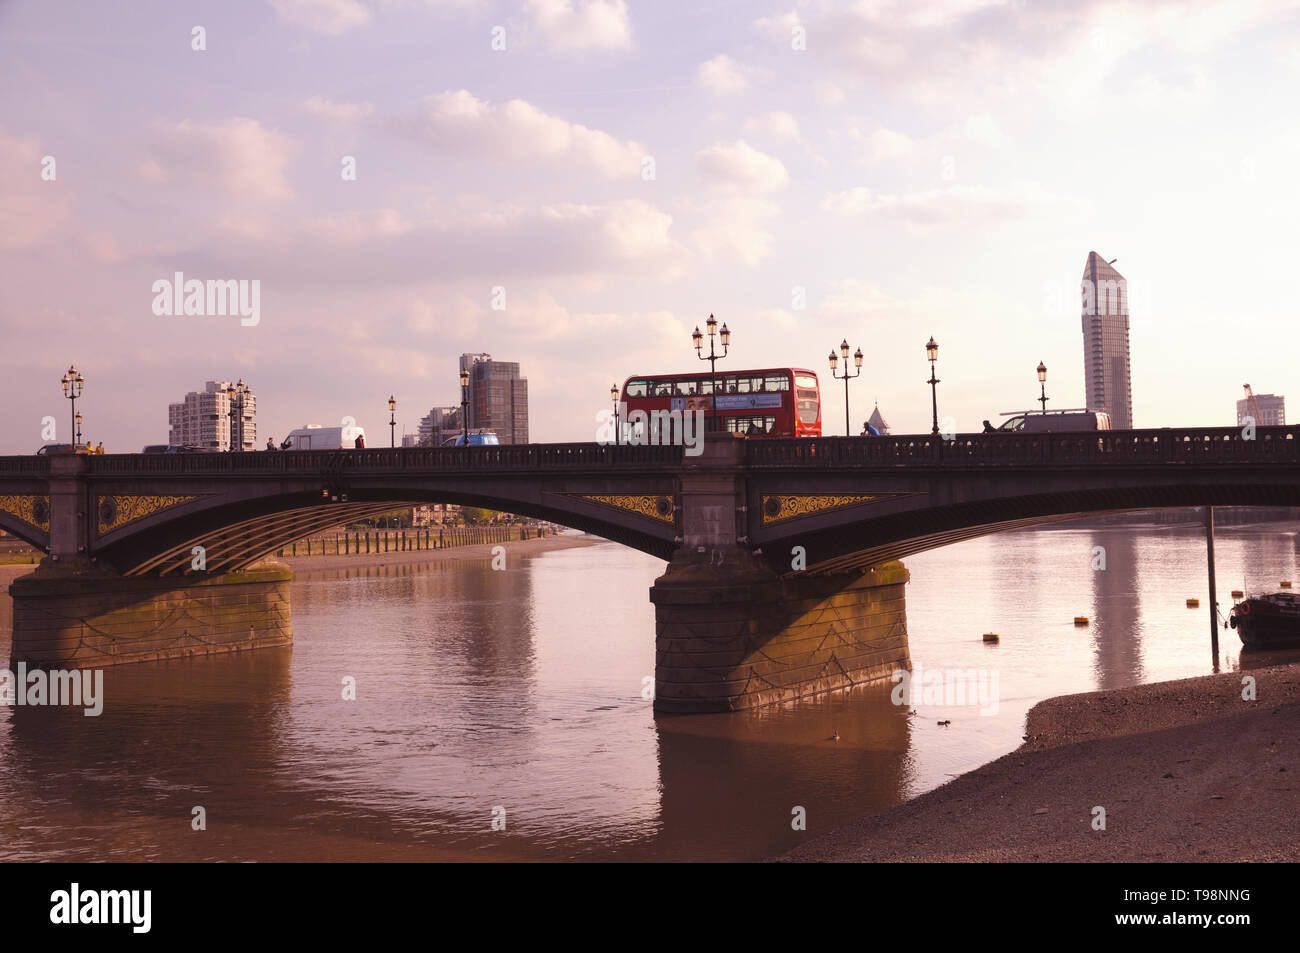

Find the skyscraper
[[168, 380, 257, 451], [460, 353, 529, 445], [1081, 251, 1133, 429], [1237, 393, 1285, 427]]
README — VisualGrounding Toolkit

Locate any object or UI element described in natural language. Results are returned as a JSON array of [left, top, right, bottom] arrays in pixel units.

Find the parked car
[[35, 443, 93, 455], [995, 410, 1112, 433], [442, 430, 500, 447], [142, 444, 170, 454]]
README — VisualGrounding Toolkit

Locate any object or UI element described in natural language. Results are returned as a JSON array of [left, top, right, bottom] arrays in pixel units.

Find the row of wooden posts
[[278, 525, 553, 558]]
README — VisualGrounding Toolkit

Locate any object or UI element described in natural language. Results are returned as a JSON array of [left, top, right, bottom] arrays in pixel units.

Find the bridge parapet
[[747, 426, 1300, 468]]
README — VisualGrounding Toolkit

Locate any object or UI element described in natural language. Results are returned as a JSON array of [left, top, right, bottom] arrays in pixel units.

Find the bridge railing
[[76, 442, 684, 475], [747, 427, 1300, 467]]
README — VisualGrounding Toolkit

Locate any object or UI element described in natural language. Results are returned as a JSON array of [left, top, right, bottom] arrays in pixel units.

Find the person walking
[[354, 433, 365, 449], [95, 441, 105, 454], [266, 438, 277, 451]]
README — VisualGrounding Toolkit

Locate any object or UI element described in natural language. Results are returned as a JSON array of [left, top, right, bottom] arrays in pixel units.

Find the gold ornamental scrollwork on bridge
[[578, 494, 676, 524], [96, 494, 201, 535], [0, 495, 51, 533], [761, 494, 896, 525]]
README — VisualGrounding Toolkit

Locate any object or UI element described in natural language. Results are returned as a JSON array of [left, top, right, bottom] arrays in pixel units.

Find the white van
[[995, 410, 1112, 433], [284, 423, 366, 449]]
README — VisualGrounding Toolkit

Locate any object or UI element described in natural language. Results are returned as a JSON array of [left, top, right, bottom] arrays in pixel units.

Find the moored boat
[[1229, 592, 1300, 648]]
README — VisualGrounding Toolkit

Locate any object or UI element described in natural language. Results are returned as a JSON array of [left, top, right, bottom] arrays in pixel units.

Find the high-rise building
[[1237, 393, 1285, 427], [416, 406, 463, 447], [1081, 251, 1133, 429], [460, 353, 529, 445], [168, 380, 257, 451]]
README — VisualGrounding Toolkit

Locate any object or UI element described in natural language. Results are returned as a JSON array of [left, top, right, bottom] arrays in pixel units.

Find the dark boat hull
[[1230, 597, 1300, 648]]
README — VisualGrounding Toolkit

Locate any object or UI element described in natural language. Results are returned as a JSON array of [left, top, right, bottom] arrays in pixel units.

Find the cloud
[[396, 90, 645, 178], [524, 0, 632, 51], [690, 197, 780, 266], [170, 198, 682, 289], [303, 96, 374, 122], [269, 0, 372, 35], [0, 127, 74, 250], [696, 54, 752, 95], [821, 182, 1082, 227], [141, 118, 297, 204], [856, 127, 917, 162], [743, 111, 801, 140], [696, 139, 790, 192]]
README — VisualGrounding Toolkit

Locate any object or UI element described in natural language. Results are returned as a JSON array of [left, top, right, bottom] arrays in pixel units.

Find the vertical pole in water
[[1206, 505, 1220, 665]]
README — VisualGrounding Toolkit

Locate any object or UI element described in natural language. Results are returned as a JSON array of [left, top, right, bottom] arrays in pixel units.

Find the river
[[2, 522, 1298, 861]]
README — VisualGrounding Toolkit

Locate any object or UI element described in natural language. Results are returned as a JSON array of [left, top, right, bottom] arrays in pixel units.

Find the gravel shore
[[782, 662, 1300, 862]]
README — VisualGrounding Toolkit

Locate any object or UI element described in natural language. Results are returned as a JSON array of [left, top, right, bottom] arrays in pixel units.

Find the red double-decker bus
[[620, 367, 821, 437]]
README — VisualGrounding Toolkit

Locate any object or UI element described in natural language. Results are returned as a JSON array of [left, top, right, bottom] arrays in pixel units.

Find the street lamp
[[693, 313, 730, 430], [388, 395, 397, 448], [1037, 361, 1048, 413], [926, 337, 940, 436], [61, 365, 84, 447], [829, 339, 864, 437], [610, 384, 620, 445], [459, 368, 470, 448], [226, 379, 246, 451]]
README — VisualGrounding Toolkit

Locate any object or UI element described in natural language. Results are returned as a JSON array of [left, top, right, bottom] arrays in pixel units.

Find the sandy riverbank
[[783, 662, 1300, 862], [276, 530, 599, 575]]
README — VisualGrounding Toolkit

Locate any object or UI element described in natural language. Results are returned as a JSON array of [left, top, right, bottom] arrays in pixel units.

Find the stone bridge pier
[[651, 437, 910, 713]]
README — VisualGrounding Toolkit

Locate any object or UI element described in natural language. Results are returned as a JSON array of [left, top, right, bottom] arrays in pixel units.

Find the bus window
[[797, 400, 819, 423], [625, 379, 647, 398], [795, 374, 818, 389], [765, 374, 791, 391], [675, 379, 698, 396], [652, 380, 673, 397]]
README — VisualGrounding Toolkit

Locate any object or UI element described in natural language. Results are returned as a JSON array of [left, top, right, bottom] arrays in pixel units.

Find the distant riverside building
[[1081, 251, 1133, 430], [417, 406, 463, 447], [168, 380, 256, 451], [1238, 393, 1285, 427], [866, 403, 890, 435], [460, 353, 529, 445]]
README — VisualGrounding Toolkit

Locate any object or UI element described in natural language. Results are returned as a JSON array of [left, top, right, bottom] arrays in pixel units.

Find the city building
[[1081, 251, 1133, 430], [460, 353, 529, 445], [168, 380, 257, 451], [866, 403, 890, 435], [1237, 393, 1285, 427], [416, 406, 463, 448]]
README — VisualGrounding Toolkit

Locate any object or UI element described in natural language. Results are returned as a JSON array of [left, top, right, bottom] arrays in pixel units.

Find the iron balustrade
[[59, 442, 685, 476], [745, 427, 1300, 468]]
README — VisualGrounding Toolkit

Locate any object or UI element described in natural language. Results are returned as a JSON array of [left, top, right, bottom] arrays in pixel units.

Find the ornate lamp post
[[61, 365, 84, 447], [829, 339, 863, 436], [1037, 361, 1048, 413], [610, 384, 620, 445], [226, 380, 246, 451], [926, 337, 940, 436], [388, 395, 397, 448], [459, 368, 470, 448], [692, 313, 730, 431]]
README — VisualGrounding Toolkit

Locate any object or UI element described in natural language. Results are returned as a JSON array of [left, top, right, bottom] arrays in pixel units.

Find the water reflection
[[3, 523, 1300, 861]]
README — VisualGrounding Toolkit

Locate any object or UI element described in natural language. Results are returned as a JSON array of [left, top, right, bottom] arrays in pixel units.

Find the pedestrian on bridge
[[266, 438, 277, 451]]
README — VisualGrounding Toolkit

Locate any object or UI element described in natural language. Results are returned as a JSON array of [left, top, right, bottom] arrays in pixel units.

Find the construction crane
[[1243, 384, 1261, 425]]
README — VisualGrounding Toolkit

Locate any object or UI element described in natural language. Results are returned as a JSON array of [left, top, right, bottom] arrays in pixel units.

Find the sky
[[2, 0, 1299, 453]]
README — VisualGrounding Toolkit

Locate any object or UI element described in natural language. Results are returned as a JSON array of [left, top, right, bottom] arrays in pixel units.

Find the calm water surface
[[3, 524, 1298, 861]]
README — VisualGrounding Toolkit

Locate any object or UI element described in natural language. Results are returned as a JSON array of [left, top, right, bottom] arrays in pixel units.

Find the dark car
[[166, 444, 213, 453], [36, 443, 93, 455], [142, 444, 170, 454]]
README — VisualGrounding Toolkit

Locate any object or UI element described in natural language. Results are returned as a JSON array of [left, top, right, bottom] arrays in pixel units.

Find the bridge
[[4, 425, 1298, 711]]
